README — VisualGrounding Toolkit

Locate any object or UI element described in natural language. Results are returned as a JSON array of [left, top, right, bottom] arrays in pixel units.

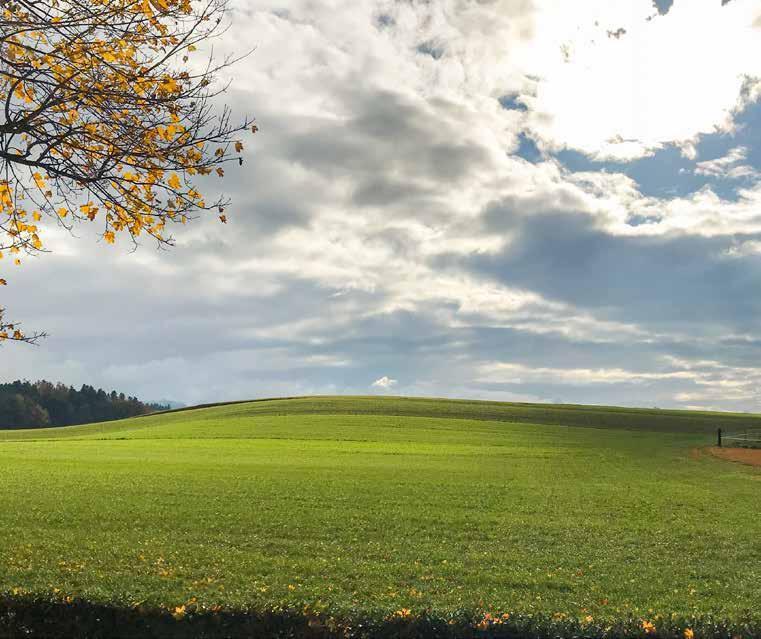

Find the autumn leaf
[[0, 0, 253, 342], [149, 0, 170, 13], [32, 173, 47, 189], [80, 204, 98, 220], [140, 0, 154, 19]]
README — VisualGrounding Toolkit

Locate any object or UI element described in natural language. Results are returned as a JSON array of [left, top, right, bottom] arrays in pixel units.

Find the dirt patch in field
[[706, 446, 761, 467], [689, 447, 703, 460]]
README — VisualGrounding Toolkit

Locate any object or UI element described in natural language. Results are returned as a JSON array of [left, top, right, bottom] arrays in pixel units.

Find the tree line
[[0, 380, 168, 429]]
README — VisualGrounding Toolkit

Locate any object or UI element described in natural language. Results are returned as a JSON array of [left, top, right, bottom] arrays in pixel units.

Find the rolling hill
[[1, 396, 760, 638]]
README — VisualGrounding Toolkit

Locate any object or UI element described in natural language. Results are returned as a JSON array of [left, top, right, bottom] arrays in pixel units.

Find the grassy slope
[[1, 397, 760, 622], [3, 395, 761, 441]]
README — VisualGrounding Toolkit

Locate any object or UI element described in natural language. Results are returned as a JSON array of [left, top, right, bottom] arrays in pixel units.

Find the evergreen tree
[[0, 380, 168, 429]]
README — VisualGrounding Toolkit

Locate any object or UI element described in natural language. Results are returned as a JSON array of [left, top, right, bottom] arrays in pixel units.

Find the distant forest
[[0, 380, 168, 429]]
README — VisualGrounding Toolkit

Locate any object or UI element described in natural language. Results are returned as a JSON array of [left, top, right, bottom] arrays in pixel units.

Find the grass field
[[1, 396, 761, 637]]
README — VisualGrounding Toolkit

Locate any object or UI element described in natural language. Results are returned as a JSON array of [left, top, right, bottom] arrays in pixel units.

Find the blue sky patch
[[416, 41, 445, 60], [652, 0, 674, 15], [499, 95, 528, 112], [555, 94, 761, 202], [515, 133, 543, 164], [375, 13, 394, 28]]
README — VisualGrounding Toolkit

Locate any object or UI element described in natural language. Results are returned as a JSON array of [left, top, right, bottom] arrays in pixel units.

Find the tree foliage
[[0, 379, 167, 428], [0, 0, 254, 342]]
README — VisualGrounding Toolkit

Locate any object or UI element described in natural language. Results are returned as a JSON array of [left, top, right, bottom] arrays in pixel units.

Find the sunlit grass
[[1, 397, 760, 624]]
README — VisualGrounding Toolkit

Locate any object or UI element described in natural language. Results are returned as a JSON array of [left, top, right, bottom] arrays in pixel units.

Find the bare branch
[[0, 0, 254, 343]]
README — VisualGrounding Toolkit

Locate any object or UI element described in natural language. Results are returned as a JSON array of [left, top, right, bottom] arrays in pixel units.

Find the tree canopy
[[0, 379, 167, 428], [0, 0, 253, 342]]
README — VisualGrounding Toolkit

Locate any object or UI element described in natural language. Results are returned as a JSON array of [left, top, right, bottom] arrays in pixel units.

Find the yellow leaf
[[168, 173, 181, 190], [103, 231, 115, 244], [159, 76, 179, 94], [140, 0, 154, 19], [235, 141, 244, 153], [32, 172, 47, 189], [80, 204, 98, 221]]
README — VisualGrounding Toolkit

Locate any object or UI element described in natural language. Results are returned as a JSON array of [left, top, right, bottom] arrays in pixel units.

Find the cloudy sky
[[4, 0, 761, 411]]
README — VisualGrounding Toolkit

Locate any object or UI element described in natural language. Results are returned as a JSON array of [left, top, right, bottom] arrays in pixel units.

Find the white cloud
[[524, 0, 761, 159], [476, 361, 697, 386], [477, 357, 761, 405], [372, 376, 398, 389], [695, 146, 750, 177]]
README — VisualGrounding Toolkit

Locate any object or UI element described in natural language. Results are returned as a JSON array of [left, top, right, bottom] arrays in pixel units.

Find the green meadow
[[1, 396, 761, 636]]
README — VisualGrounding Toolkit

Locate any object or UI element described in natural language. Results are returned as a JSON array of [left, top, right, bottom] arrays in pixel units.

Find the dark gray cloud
[[275, 89, 491, 187], [449, 201, 761, 333]]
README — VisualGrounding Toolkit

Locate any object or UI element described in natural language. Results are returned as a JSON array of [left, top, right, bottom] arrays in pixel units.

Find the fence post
[[718, 428, 722, 448]]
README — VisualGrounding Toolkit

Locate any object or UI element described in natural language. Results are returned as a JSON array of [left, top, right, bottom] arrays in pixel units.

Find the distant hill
[[6, 395, 761, 439], [150, 399, 187, 410], [0, 380, 168, 429], [138, 395, 761, 434]]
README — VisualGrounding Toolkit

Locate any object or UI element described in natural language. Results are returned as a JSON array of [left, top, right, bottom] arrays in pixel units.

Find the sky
[[4, 0, 761, 411]]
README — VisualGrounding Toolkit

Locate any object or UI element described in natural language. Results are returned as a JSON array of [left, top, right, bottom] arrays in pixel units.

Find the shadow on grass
[[4, 597, 321, 639], [1, 596, 759, 639]]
